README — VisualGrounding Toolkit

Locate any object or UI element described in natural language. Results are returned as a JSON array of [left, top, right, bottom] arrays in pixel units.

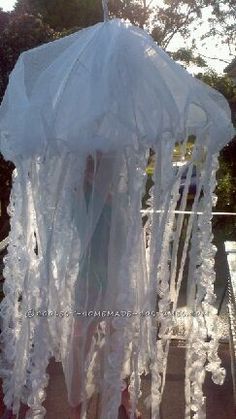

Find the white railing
[[225, 241, 236, 404]]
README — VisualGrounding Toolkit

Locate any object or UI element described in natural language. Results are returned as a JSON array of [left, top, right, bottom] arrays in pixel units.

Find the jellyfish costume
[[0, 12, 234, 419]]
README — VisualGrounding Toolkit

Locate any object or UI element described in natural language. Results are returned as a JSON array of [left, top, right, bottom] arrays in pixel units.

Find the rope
[[141, 210, 236, 216], [102, 0, 109, 21]]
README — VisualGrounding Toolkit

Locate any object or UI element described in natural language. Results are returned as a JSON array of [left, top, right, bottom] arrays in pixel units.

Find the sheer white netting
[[0, 18, 235, 419]]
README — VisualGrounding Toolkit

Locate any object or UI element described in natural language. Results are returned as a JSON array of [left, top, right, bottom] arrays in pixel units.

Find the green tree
[[13, 0, 236, 68], [150, 0, 235, 70], [14, 0, 104, 31], [0, 9, 10, 32], [14, 0, 152, 30], [10, 0, 218, 67], [109, 0, 150, 28], [150, 0, 205, 48], [196, 70, 236, 104], [150, 0, 235, 47], [0, 157, 14, 241], [172, 48, 207, 68]]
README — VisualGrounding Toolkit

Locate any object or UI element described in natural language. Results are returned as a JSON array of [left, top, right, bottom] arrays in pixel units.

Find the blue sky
[[0, 0, 233, 74]]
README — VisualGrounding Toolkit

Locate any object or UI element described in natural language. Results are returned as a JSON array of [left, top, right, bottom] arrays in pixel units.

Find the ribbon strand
[[102, 0, 109, 21]]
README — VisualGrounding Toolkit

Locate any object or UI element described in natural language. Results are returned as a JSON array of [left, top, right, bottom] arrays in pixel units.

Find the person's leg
[[68, 321, 142, 419], [68, 319, 98, 419]]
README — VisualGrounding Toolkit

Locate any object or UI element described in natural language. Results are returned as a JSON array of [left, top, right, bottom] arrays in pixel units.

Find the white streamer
[[102, 0, 109, 21]]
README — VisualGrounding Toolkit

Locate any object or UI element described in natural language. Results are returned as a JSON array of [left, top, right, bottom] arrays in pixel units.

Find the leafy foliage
[[196, 70, 236, 101], [13, 1, 236, 66], [203, 0, 236, 47], [0, 156, 14, 241], [172, 48, 207, 68], [0, 9, 10, 32], [14, 0, 103, 31], [151, 0, 206, 48], [14, 0, 152, 30], [150, 0, 235, 51], [109, 0, 150, 28]]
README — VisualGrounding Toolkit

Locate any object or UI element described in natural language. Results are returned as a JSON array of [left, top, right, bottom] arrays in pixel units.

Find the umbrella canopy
[[0, 17, 235, 419], [0, 18, 233, 160]]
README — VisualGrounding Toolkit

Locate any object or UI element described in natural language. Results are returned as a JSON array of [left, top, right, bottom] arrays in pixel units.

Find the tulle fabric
[[63, 147, 151, 413], [0, 19, 233, 161]]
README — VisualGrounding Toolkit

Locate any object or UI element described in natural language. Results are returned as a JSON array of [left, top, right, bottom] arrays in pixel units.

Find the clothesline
[[141, 210, 236, 216]]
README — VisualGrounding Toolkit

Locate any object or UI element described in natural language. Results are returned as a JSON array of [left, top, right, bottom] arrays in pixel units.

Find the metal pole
[[102, 0, 109, 21]]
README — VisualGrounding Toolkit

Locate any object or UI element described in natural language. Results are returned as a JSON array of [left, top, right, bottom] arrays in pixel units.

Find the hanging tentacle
[[0, 166, 29, 413], [185, 151, 225, 419]]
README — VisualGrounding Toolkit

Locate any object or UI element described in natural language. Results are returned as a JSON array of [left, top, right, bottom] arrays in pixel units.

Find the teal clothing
[[75, 184, 112, 311]]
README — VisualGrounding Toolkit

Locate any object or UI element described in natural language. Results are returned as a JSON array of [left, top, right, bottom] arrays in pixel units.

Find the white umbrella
[[0, 3, 234, 418]]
